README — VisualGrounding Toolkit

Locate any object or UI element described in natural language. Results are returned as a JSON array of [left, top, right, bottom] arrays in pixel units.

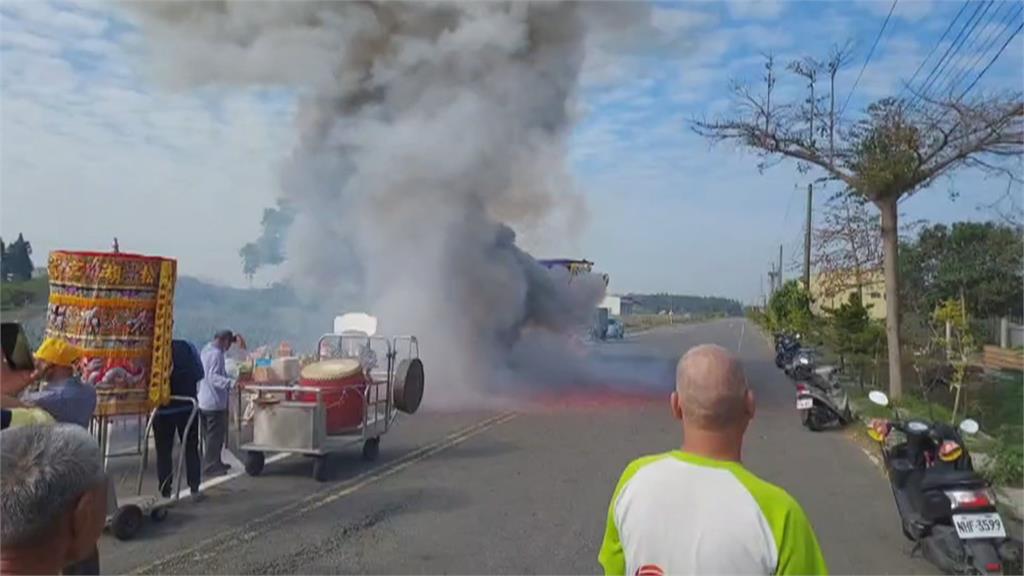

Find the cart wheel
[[362, 437, 381, 462], [150, 506, 169, 522], [111, 505, 143, 541], [312, 456, 329, 482], [244, 451, 265, 477]]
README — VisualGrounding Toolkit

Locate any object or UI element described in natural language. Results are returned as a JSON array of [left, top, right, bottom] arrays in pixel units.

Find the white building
[[600, 295, 622, 316]]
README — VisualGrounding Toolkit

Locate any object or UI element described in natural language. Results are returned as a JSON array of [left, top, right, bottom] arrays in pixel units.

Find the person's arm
[[599, 463, 639, 576], [774, 501, 828, 576], [20, 388, 62, 417], [203, 350, 235, 391], [1, 359, 37, 396]]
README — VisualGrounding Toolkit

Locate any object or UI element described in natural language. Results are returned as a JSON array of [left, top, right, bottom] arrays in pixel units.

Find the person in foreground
[[0, 424, 107, 576], [2, 337, 96, 428], [599, 344, 828, 576]]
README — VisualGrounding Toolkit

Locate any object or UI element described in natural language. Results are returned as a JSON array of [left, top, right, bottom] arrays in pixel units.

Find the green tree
[[902, 222, 1023, 319], [0, 237, 7, 282], [694, 50, 1023, 399], [5, 234, 33, 282], [825, 292, 885, 389], [768, 280, 813, 334]]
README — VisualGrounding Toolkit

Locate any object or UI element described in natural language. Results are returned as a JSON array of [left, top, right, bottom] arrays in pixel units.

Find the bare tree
[[812, 196, 883, 301], [693, 50, 1023, 399]]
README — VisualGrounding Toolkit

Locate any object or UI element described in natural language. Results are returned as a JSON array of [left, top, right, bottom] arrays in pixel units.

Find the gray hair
[[1, 424, 105, 547]]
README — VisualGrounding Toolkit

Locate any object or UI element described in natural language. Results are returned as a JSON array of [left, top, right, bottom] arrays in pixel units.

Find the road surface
[[101, 319, 934, 574]]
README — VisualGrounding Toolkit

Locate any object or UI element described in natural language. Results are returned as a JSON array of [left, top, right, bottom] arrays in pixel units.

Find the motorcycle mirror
[[959, 418, 980, 435], [868, 390, 889, 407]]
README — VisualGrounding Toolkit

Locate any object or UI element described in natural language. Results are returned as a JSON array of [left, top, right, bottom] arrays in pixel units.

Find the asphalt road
[[101, 319, 935, 575]]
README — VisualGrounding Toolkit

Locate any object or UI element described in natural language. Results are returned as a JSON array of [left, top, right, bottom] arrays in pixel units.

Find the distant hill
[[2, 275, 332, 351], [625, 293, 743, 317]]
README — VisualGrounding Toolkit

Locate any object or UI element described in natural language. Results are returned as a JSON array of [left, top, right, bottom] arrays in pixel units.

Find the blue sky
[[1, 0, 1021, 304]]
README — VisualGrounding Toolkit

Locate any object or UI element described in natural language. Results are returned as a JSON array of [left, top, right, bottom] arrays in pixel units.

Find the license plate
[[796, 397, 813, 410], [953, 513, 1006, 539]]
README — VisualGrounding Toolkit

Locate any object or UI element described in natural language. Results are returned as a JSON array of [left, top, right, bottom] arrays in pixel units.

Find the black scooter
[[795, 365, 853, 431], [866, 391, 1020, 574], [775, 333, 801, 369]]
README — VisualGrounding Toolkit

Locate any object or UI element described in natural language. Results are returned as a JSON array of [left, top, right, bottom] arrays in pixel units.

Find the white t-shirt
[[599, 451, 828, 576]]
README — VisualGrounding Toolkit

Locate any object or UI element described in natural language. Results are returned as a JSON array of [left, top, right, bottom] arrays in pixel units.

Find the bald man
[[599, 345, 828, 576]]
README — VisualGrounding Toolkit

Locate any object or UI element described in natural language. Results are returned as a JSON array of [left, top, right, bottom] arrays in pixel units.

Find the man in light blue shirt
[[198, 330, 237, 475]]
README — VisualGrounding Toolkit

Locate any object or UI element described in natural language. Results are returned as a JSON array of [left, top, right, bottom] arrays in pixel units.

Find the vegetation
[[1, 233, 35, 282], [824, 292, 886, 389], [901, 221, 1023, 320], [694, 47, 1023, 399], [0, 276, 49, 311], [624, 294, 743, 317]]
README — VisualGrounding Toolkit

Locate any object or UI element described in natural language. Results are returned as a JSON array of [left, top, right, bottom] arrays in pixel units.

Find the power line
[[958, 19, 1024, 100], [933, 0, 1013, 99], [921, 0, 996, 101], [841, 0, 898, 117], [942, 2, 1023, 101], [899, 1, 970, 100], [910, 0, 990, 107]]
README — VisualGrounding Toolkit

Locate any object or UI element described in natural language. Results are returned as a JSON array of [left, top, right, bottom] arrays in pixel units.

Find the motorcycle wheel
[[775, 353, 785, 368], [803, 407, 828, 432]]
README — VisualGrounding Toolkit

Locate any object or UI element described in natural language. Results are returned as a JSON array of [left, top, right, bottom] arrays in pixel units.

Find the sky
[[1, 0, 1022, 305]]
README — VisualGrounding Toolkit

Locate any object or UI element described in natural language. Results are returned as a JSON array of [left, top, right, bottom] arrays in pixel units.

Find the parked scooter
[[774, 333, 801, 369], [866, 390, 1020, 575], [785, 347, 817, 381], [795, 365, 853, 431]]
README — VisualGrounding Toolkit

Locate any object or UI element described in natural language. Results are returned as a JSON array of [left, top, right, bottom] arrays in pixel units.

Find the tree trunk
[[877, 195, 903, 399]]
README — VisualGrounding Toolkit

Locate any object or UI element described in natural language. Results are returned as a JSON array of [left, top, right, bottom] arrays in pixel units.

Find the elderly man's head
[[672, 345, 754, 434], [1, 424, 107, 571]]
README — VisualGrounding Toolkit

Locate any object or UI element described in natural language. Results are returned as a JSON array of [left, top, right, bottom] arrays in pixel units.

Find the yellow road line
[[131, 412, 518, 575]]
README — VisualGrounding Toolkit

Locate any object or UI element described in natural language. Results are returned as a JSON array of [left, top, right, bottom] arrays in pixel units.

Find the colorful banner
[[47, 251, 176, 416]]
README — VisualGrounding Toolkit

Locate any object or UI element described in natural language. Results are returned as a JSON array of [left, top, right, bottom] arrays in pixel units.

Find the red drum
[[299, 359, 366, 433]]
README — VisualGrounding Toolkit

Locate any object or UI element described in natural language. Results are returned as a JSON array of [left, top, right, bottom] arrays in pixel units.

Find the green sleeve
[[774, 500, 828, 575], [598, 468, 628, 575], [731, 468, 828, 576]]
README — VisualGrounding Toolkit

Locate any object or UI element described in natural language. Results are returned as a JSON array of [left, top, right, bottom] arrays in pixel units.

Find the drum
[[299, 359, 365, 433]]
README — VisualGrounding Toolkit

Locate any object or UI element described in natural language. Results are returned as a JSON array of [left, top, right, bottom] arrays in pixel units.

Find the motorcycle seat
[[920, 468, 983, 491]]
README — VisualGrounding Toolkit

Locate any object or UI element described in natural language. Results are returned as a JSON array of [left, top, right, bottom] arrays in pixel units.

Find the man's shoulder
[[729, 466, 805, 522], [615, 452, 678, 493]]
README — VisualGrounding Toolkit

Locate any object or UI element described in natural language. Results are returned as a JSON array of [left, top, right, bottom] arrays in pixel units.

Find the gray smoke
[[129, 1, 652, 407]]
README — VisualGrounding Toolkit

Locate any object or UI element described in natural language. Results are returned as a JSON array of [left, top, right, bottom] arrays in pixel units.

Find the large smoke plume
[[131, 2, 654, 407]]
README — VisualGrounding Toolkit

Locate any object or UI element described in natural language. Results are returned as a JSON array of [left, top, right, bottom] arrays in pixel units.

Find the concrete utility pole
[[778, 244, 784, 290], [803, 183, 812, 289]]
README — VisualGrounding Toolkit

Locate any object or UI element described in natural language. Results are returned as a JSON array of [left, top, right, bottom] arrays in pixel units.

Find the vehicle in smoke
[[605, 318, 624, 340]]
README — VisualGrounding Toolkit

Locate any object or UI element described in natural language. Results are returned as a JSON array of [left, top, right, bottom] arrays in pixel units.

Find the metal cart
[[104, 395, 200, 540], [238, 333, 423, 481]]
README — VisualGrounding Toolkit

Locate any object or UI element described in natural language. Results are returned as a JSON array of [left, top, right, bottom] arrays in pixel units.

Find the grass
[[0, 277, 49, 311], [621, 314, 700, 332]]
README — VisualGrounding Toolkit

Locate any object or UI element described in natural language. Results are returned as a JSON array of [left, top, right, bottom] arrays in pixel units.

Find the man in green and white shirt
[[599, 345, 828, 576]]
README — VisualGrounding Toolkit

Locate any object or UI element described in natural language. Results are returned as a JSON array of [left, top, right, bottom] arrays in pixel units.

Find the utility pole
[[803, 183, 812, 289], [778, 244, 784, 290]]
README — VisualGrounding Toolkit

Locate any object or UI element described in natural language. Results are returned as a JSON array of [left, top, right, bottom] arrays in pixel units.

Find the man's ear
[[670, 391, 683, 422], [744, 388, 756, 421], [68, 483, 106, 563]]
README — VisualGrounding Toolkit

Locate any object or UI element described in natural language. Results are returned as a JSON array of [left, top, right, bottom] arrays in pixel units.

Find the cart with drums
[[238, 326, 424, 481]]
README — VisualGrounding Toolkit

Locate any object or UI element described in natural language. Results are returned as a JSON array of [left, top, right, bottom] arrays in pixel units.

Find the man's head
[[213, 330, 234, 351], [1, 424, 107, 568], [32, 338, 81, 382], [672, 345, 754, 442]]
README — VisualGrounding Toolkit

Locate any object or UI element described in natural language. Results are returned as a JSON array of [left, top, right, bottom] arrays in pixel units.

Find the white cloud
[[864, 0, 935, 22], [727, 0, 785, 21], [0, 1, 295, 285]]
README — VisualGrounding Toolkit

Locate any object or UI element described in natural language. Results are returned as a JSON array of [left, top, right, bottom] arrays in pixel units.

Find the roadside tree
[[693, 50, 1023, 399]]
